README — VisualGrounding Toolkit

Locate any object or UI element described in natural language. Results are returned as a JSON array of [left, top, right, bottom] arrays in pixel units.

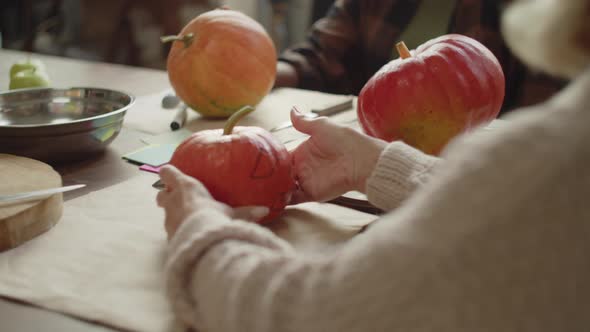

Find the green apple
[[8, 58, 51, 90], [9, 68, 50, 90], [9, 59, 47, 79]]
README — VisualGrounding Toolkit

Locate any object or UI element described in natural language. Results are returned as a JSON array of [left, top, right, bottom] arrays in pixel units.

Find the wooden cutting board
[[0, 154, 63, 252]]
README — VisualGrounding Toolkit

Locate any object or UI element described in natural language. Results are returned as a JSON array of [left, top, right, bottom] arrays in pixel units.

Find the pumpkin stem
[[160, 33, 195, 48], [223, 105, 256, 135], [396, 41, 412, 59]]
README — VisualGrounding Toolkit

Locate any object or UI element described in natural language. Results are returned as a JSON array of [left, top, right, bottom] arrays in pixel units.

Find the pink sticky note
[[139, 164, 164, 173]]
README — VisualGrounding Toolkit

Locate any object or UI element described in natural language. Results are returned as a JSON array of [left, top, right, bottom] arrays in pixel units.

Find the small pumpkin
[[357, 34, 505, 155], [169, 106, 295, 223], [162, 8, 277, 118]]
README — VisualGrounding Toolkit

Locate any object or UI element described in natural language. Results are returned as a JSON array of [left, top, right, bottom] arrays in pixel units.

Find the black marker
[[170, 104, 188, 131]]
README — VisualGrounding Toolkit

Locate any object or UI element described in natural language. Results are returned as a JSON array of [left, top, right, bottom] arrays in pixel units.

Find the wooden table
[[0, 48, 381, 332], [0, 49, 172, 332]]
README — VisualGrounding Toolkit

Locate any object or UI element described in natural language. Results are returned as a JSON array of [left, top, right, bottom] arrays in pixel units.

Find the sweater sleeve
[[165, 207, 295, 329], [366, 141, 440, 211], [166, 91, 590, 332]]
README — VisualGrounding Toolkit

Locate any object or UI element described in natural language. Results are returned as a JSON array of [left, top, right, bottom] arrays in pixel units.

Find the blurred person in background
[[275, 0, 568, 115]]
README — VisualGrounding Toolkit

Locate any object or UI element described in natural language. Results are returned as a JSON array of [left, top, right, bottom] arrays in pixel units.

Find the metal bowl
[[0, 87, 134, 164]]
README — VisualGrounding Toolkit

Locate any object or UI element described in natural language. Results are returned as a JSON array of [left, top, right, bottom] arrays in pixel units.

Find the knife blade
[[0, 184, 86, 206]]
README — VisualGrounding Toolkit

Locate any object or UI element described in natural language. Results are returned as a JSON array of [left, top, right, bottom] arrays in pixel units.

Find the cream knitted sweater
[[166, 70, 590, 332]]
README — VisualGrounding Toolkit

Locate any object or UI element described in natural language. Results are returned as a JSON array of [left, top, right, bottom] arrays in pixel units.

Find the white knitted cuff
[[366, 142, 440, 211], [166, 209, 294, 330]]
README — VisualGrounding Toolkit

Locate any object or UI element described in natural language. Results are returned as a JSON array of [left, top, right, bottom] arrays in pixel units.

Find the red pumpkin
[[357, 34, 505, 155], [169, 106, 295, 223], [162, 8, 276, 118]]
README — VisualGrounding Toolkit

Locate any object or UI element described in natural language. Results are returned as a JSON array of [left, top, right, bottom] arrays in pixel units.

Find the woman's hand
[[290, 107, 387, 203], [156, 166, 269, 239]]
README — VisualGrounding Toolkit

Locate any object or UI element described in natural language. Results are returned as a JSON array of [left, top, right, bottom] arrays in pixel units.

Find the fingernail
[[250, 207, 269, 219], [292, 106, 302, 114]]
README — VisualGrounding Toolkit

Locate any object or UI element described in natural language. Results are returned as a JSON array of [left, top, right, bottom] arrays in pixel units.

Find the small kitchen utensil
[[0, 87, 135, 163], [0, 184, 86, 206]]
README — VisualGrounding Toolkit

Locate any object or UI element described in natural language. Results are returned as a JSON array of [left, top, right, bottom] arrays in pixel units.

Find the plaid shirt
[[278, 0, 567, 113]]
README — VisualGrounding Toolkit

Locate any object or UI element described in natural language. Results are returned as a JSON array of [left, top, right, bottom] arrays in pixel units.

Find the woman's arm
[[164, 145, 443, 331], [288, 108, 440, 207], [165, 90, 590, 331], [365, 141, 440, 211]]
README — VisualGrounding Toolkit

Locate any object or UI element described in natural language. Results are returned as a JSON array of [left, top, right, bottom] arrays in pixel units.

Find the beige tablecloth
[[0, 172, 377, 332]]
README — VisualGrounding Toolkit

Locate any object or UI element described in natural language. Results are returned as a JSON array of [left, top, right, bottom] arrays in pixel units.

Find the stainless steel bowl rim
[[0, 87, 135, 128]]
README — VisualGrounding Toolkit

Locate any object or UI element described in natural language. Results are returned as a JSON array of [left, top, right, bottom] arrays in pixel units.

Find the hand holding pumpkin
[[157, 165, 218, 238], [290, 108, 387, 204], [157, 165, 270, 239]]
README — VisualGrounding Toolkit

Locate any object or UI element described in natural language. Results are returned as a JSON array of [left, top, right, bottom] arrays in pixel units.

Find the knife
[[0, 184, 86, 206]]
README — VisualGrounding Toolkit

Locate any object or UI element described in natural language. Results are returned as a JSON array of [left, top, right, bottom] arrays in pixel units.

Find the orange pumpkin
[[169, 106, 295, 223], [358, 35, 505, 155], [162, 8, 277, 118]]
